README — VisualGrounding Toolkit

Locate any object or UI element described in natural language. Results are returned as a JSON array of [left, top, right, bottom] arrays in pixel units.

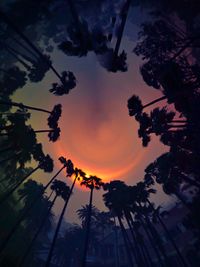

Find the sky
[[13, 6, 173, 224]]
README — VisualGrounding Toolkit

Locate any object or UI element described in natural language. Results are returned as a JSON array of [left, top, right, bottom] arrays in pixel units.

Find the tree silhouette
[[0, 10, 77, 95], [79, 175, 103, 267]]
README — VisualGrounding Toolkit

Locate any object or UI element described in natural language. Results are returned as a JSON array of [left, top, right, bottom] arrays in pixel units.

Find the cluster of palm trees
[[58, 0, 131, 72], [0, 10, 77, 96], [0, 1, 200, 266], [127, 12, 200, 239]]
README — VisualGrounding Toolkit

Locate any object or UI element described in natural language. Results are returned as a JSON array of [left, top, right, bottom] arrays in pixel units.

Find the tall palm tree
[[45, 161, 84, 267], [0, 157, 68, 256], [80, 175, 103, 267], [103, 180, 135, 267], [133, 181, 189, 267]]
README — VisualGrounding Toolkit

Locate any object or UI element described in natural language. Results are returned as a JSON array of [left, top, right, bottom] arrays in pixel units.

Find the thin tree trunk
[[129, 214, 154, 267], [0, 10, 63, 80], [45, 175, 77, 267], [113, 217, 120, 267], [0, 100, 51, 114], [180, 173, 200, 189], [113, 0, 131, 58], [147, 199, 189, 267], [5, 46, 31, 70], [124, 211, 144, 267], [67, 0, 86, 48], [144, 215, 170, 266], [142, 96, 167, 110], [81, 187, 94, 267], [117, 215, 134, 267], [34, 130, 54, 133], [137, 215, 165, 267], [18, 195, 58, 267], [0, 165, 40, 206], [0, 165, 66, 255]]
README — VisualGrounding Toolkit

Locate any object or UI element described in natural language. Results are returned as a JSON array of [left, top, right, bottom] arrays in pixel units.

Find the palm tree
[[127, 94, 167, 117], [45, 182, 73, 266], [103, 180, 135, 267], [49, 71, 76, 96], [133, 181, 189, 266], [77, 205, 99, 228], [0, 157, 68, 256], [112, 0, 131, 69], [0, 10, 77, 95], [45, 161, 85, 267], [0, 154, 53, 205], [0, 100, 62, 119], [80, 175, 103, 267], [0, 66, 27, 96]]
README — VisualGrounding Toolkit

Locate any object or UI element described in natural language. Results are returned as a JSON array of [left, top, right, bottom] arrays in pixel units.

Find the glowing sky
[[13, 9, 172, 223]]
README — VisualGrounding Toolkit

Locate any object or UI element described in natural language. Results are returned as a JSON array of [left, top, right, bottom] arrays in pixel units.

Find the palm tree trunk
[[142, 96, 167, 110], [0, 100, 51, 114], [34, 130, 54, 133], [129, 214, 154, 267], [45, 175, 77, 267], [137, 215, 165, 267], [67, 0, 86, 48], [0, 165, 40, 206], [113, 217, 120, 267], [146, 199, 189, 267], [144, 215, 170, 266], [4, 46, 31, 70], [5, 42, 36, 65], [124, 211, 145, 267], [0, 10, 63, 81], [179, 173, 200, 189], [18, 194, 58, 267], [117, 215, 134, 267], [140, 239, 154, 267], [81, 187, 94, 267], [0, 165, 66, 256], [113, 0, 131, 58]]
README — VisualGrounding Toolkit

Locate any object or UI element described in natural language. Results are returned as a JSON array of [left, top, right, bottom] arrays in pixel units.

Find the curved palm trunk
[[113, 0, 131, 58], [45, 175, 77, 267], [0, 10, 62, 81], [0, 100, 51, 114], [0, 165, 40, 206], [0, 165, 66, 255], [81, 187, 94, 267], [147, 199, 189, 267], [117, 215, 134, 267], [19, 194, 58, 267]]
